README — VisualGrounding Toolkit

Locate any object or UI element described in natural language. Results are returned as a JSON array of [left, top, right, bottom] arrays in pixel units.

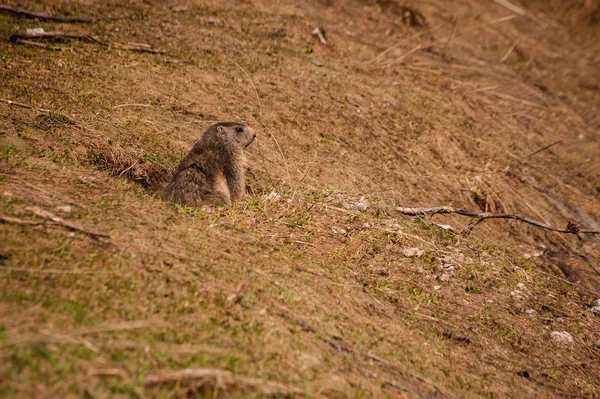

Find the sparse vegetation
[[1, 0, 600, 398]]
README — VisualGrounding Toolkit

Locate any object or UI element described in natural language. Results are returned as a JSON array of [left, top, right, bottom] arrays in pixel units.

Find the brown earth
[[1, 0, 599, 398]]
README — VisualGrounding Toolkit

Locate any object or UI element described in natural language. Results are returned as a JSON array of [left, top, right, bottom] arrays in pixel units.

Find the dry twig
[[10, 31, 101, 43], [75, 320, 169, 335], [527, 139, 564, 158], [312, 27, 327, 45], [0, 97, 78, 125], [392, 206, 599, 236], [112, 42, 166, 54], [0, 267, 107, 275], [0, 332, 99, 352], [0, 4, 124, 23], [10, 31, 166, 54], [0, 215, 51, 226], [25, 206, 110, 240], [144, 368, 305, 397], [13, 38, 67, 50]]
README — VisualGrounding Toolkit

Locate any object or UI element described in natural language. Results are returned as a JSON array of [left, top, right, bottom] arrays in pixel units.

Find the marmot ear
[[216, 126, 225, 134]]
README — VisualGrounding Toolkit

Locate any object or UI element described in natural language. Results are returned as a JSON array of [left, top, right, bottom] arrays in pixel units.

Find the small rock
[[595, 340, 600, 349], [443, 263, 455, 271], [311, 59, 325, 67], [261, 192, 281, 203], [332, 226, 346, 235], [517, 283, 526, 290], [440, 273, 450, 282], [433, 285, 441, 291], [2, 191, 13, 197], [56, 205, 72, 214], [401, 248, 423, 258], [355, 196, 370, 211], [550, 331, 573, 346], [525, 308, 537, 316], [207, 17, 221, 25], [591, 305, 600, 316], [26, 28, 45, 34], [226, 292, 238, 303], [434, 223, 454, 231]]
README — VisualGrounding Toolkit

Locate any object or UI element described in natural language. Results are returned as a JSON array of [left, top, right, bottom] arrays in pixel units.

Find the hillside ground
[[1, 0, 600, 397]]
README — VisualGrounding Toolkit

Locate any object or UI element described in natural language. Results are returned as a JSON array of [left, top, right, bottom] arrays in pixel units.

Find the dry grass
[[1, 0, 599, 397]]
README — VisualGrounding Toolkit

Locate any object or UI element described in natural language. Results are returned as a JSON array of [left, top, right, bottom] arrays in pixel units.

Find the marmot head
[[201, 122, 256, 150]]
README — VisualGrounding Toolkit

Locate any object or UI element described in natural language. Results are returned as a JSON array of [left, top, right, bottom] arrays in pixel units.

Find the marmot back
[[162, 122, 256, 207]]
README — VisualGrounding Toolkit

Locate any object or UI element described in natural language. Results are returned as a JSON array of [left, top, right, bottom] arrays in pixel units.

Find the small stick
[[75, 320, 169, 335], [500, 43, 516, 63], [118, 160, 138, 177], [1, 215, 53, 226], [0, 98, 78, 125], [0, 332, 99, 352], [25, 205, 110, 240], [0, 267, 107, 275], [13, 38, 67, 50], [11, 31, 101, 43], [311, 27, 327, 45], [112, 42, 166, 54], [527, 139, 564, 158], [392, 206, 599, 236], [114, 103, 153, 108], [0, 97, 49, 112], [0, 4, 125, 23], [144, 367, 305, 396], [10, 32, 165, 55]]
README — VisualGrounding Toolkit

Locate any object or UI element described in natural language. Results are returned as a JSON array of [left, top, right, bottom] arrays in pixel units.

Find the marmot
[[162, 122, 256, 207]]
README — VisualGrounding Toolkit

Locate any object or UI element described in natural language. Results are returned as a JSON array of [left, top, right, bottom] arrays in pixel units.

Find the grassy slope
[[1, 0, 600, 397]]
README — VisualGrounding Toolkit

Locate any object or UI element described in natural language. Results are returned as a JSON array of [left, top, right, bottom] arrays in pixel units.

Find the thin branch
[[13, 38, 67, 50], [75, 320, 169, 335], [111, 42, 166, 54], [10, 31, 166, 54], [0, 332, 99, 352], [0, 4, 125, 23], [25, 206, 110, 240], [144, 368, 305, 397], [0, 98, 78, 125], [527, 139, 564, 158], [0, 267, 107, 275], [500, 43, 516, 63], [0, 97, 50, 112], [393, 206, 599, 236], [10, 31, 101, 43], [0, 215, 53, 226]]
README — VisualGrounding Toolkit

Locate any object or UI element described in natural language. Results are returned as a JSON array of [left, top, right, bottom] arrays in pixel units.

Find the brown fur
[[162, 122, 256, 207]]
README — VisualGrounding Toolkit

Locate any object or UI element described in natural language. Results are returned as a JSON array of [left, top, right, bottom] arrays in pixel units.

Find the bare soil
[[1, 0, 599, 397]]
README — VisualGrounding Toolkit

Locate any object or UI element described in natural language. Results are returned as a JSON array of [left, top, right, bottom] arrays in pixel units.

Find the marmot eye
[[235, 126, 244, 133]]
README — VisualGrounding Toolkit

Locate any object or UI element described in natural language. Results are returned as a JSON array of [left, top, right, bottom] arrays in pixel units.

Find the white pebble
[[550, 331, 573, 346]]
